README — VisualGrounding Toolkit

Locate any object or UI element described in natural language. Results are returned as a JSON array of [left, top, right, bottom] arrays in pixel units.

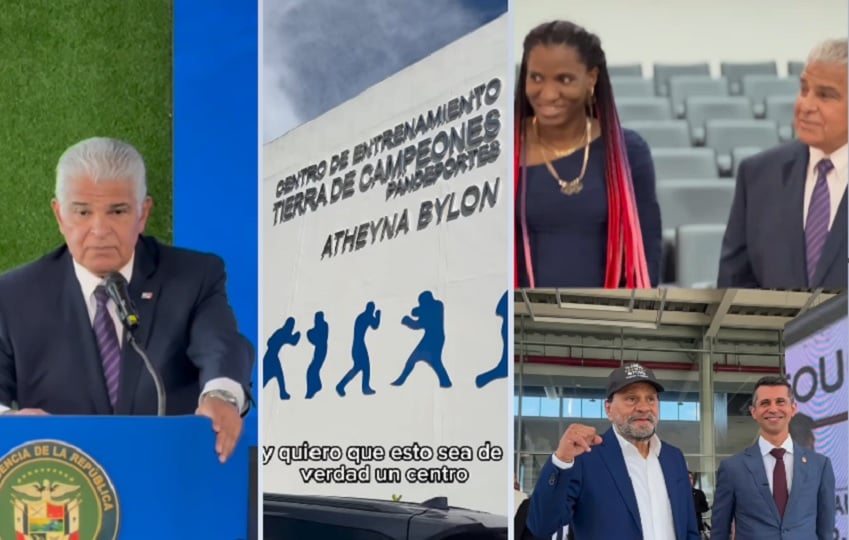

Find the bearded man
[[526, 363, 699, 540]]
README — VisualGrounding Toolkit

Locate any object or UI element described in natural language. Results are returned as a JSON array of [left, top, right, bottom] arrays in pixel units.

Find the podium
[[0, 416, 252, 539]]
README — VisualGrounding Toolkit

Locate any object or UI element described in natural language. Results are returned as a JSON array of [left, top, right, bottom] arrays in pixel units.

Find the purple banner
[[786, 316, 848, 539]]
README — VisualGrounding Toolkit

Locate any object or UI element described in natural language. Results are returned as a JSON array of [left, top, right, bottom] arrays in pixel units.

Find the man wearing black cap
[[527, 363, 699, 540]]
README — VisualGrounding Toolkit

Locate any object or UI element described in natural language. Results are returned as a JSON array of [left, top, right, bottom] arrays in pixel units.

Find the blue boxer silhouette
[[337, 302, 381, 397], [262, 317, 300, 400], [475, 291, 508, 388], [305, 311, 329, 399], [392, 291, 451, 388]]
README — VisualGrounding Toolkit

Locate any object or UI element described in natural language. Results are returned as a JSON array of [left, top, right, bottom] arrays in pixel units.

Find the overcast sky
[[262, 0, 507, 142]]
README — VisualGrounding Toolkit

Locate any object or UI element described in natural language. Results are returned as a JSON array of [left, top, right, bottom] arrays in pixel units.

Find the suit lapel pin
[[802, 456, 807, 463], [141, 292, 154, 300]]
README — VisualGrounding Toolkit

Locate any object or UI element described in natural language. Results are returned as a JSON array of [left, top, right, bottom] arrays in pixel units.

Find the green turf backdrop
[[0, 1, 172, 271]]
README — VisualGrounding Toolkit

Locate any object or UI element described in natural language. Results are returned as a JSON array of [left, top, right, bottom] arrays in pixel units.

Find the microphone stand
[[106, 272, 165, 417], [127, 332, 166, 417]]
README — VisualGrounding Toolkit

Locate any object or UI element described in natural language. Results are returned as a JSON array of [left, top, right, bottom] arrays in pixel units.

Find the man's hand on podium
[[196, 395, 242, 463]]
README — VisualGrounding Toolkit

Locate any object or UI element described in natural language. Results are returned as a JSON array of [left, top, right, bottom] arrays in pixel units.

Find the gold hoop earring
[[586, 91, 596, 118]]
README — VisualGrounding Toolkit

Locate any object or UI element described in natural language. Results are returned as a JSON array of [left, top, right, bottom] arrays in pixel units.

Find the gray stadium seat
[[616, 97, 673, 122], [788, 61, 805, 76], [704, 119, 779, 175], [609, 64, 643, 77], [656, 179, 734, 284], [685, 96, 753, 145], [612, 77, 655, 98], [742, 75, 798, 117], [653, 62, 711, 97], [675, 224, 727, 287], [731, 147, 763, 177], [668, 76, 728, 117], [651, 148, 718, 179], [625, 120, 691, 148], [764, 95, 796, 141], [720, 61, 778, 95], [657, 179, 735, 231]]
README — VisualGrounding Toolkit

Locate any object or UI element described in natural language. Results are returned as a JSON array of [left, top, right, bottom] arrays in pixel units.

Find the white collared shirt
[[0, 255, 245, 412], [758, 435, 794, 495], [613, 428, 676, 540], [550, 427, 676, 540], [803, 143, 848, 229]]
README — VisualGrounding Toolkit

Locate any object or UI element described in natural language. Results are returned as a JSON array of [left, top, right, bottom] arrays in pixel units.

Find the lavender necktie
[[805, 158, 833, 284], [94, 285, 121, 407]]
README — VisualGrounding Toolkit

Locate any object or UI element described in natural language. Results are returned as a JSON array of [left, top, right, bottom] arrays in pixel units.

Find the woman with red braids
[[515, 21, 661, 288]]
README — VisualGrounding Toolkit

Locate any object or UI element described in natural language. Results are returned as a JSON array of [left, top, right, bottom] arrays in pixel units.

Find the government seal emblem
[[0, 440, 119, 540]]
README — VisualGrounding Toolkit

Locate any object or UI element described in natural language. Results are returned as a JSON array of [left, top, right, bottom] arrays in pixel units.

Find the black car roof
[[264, 493, 505, 528]]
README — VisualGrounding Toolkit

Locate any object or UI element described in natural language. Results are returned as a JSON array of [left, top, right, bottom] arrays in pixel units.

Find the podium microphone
[[105, 272, 166, 417]]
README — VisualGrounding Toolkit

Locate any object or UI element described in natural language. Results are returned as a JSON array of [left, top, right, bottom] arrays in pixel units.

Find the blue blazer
[[527, 428, 699, 540], [711, 441, 835, 540], [718, 141, 847, 288], [0, 236, 254, 415]]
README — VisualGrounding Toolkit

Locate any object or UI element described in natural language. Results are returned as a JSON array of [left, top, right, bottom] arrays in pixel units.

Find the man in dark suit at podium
[[0, 137, 253, 463], [718, 39, 847, 288]]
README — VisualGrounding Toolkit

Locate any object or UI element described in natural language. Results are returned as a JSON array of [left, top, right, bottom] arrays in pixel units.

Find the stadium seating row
[[625, 119, 779, 175], [613, 74, 797, 117], [608, 60, 804, 95]]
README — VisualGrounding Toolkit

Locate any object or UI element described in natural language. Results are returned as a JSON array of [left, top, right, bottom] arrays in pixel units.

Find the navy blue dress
[[516, 129, 661, 287]]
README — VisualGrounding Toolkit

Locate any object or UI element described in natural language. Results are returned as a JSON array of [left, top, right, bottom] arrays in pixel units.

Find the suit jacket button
[[549, 474, 556, 486]]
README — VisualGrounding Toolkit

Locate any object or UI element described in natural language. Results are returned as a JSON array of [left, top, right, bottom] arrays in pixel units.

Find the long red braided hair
[[514, 21, 649, 288]]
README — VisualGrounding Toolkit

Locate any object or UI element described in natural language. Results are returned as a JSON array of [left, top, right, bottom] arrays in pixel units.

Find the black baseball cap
[[606, 363, 665, 399]]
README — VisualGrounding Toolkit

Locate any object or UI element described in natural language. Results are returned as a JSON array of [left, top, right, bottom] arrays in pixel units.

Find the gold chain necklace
[[533, 117, 592, 196], [533, 117, 586, 158]]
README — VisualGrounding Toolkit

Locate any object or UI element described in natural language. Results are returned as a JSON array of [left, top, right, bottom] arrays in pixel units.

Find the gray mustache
[[628, 414, 658, 424]]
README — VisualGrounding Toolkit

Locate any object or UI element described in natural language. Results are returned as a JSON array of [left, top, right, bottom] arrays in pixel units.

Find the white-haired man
[[0, 137, 253, 463], [719, 38, 848, 288]]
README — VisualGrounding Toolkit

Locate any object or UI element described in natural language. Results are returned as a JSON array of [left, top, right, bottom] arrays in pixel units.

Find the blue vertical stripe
[[172, 2, 258, 428]]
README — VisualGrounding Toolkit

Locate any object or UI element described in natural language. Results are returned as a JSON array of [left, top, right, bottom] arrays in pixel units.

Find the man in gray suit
[[711, 376, 835, 540], [718, 39, 847, 288]]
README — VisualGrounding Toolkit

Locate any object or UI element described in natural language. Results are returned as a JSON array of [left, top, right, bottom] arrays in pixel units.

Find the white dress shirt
[[803, 143, 848, 229], [0, 255, 245, 413], [550, 427, 676, 540], [614, 429, 676, 540], [758, 435, 794, 495]]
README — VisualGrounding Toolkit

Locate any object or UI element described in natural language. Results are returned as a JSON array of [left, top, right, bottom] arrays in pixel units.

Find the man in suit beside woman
[[0, 137, 253, 463], [719, 39, 847, 288], [711, 376, 835, 540]]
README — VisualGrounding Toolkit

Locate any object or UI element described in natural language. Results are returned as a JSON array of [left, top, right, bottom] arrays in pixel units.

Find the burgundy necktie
[[94, 285, 121, 407], [805, 158, 833, 283], [770, 447, 788, 519]]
